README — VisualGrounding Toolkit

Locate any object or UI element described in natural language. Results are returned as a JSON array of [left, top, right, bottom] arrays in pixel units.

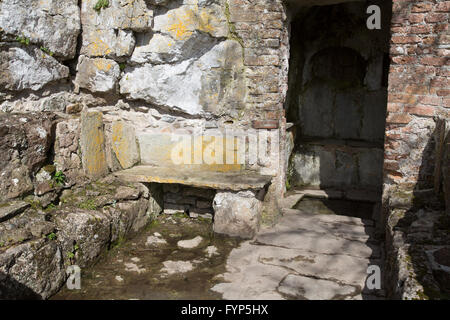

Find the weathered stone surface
[[0, 44, 69, 91], [115, 165, 272, 191], [81, 0, 153, 32], [75, 56, 121, 93], [81, 27, 135, 59], [213, 202, 382, 300], [278, 274, 357, 300], [121, 40, 246, 116], [161, 260, 194, 276], [80, 111, 109, 179], [213, 190, 262, 239], [0, 239, 65, 299], [111, 121, 140, 169], [0, 0, 80, 59], [54, 119, 82, 182], [177, 236, 203, 249], [0, 113, 54, 201], [55, 208, 111, 268], [0, 201, 30, 222]]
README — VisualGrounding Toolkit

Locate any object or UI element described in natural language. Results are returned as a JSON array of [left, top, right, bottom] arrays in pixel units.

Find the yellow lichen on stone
[[112, 120, 140, 169], [80, 111, 109, 178]]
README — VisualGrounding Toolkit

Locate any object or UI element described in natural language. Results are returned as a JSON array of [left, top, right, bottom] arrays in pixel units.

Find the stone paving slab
[[213, 205, 383, 300], [274, 209, 375, 242]]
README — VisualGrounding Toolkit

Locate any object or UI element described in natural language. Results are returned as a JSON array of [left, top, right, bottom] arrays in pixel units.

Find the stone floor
[[52, 193, 385, 300], [211, 196, 385, 300]]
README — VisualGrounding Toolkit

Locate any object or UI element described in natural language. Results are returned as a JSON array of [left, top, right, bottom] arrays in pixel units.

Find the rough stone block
[[75, 56, 121, 93], [213, 190, 263, 239], [111, 120, 140, 169], [0, 44, 69, 91], [80, 111, 109, 179], [0, 0, 80, 59]]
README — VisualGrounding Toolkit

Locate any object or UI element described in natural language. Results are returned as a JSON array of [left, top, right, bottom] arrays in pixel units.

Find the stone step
[[0, 201, 30, 223], [114, 165, 273, 191]]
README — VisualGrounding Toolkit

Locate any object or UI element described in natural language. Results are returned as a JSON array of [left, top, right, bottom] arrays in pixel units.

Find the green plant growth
[[15, 35, 30, 45], [52, 170, 66, 186], [78, 198, 97, 210], [40, 46, 54, 56], [0, 241, 4, 247], [119, 63, 126, 71], [94, 0, 109, 12], [47, 232, 57, 241]]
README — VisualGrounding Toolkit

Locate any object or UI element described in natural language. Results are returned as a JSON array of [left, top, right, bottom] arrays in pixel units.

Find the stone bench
[[114, 165, 273, 238]]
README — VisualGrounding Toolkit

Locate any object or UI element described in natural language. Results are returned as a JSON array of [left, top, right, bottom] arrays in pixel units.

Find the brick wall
[[384, 0, 449, 205], [228, 0, 290, 121]]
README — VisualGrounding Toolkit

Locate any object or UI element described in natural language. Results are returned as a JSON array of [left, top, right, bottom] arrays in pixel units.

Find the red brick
[[436, 89, 450, 97], [386, 113, 412, 124], [410, 25, 431, 33], [408, 14, 425, 24], [444, 98, 450, 108], [404, 85, 429, 95], [392, 56, 417, 64], [431, 77, 449, 87], [405, 105, 435, 116], [252, 120, 279, 129], [425, 13, 447, 23], [435, 1, 450, 12], [387, 103, 403, 112], [411, 3, 433, 12], [391, 36, 420, 44], [418, 95, 442, 105], [384, 161, 400, 171], [420, 56, 448, 66]]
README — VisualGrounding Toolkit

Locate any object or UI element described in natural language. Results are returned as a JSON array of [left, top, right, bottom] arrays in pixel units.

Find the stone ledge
[[114, 166, 273, 191]]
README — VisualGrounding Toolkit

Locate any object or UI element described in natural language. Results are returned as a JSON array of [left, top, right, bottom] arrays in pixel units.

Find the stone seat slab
[[114, 165, 273, 191]]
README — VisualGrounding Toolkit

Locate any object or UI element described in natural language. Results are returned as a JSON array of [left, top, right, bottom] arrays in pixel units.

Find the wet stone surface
[[52, 214, 242, 300]]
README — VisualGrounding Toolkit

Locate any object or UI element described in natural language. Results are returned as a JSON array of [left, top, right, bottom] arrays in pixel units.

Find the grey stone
[[80, 111, 109, 179], [0, 239, 65, 299], [120, 40, 246, 116], [0, 44, 69, 91], [0, 201, 30, 222], [278, 274, 358, 300], [0, 113, 54, 201], [0, 0, 80, 59], [75, 56, 121, 93], [177, 236, 203, 249], [213, 190, 262, 239], [55, 208, 111, 268]]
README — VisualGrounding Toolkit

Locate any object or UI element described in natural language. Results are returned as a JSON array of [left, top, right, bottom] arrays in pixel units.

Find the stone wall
[[382, 0, 449, 299], [0, 0, 289, 204]]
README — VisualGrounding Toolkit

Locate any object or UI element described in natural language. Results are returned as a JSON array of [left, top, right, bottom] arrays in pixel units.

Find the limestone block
[[153, 2, 227, 40], [55, 208, 112, 268], [0, 239, 65, 299], [0, 113, 54, 201], [0, 44, 69, 91], [75, 56, 121, 93], [213, 190, 262, 239], [80, 111, 109, 179], [54, 119, 82, 181], [0, 0, 80, 59], [121, 40, 246, 116], [81, 0, 153, 32], [81, 27, 135, 59], [111, 121, 140, 169]]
